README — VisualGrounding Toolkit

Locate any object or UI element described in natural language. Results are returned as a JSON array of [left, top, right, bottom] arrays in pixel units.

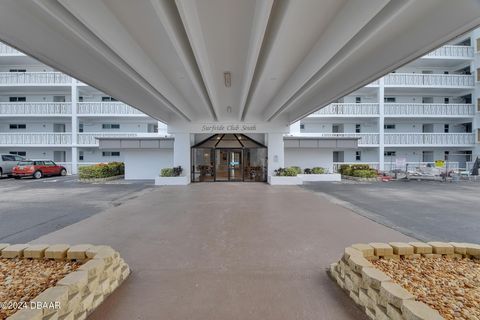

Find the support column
[[378, 77, 385, 171], [173, 132, 192, 182], [267, 133, 284, 176], [71, 79, 78, 174]]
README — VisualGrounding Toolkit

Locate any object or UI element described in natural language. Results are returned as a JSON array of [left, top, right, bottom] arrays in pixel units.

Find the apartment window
[[9, 97, 26, 102], [79, 151, 84, 161], [78, 96, 84, 102], [355, 124, 361, 133], [355, 151, 361, 161], [444, 98, 449, 104], [355, 97, 361, 103], [384, 97, 396, 103], [9, 124, 26, 130], [384, 151, 396, 157], [443, 71, 449, 75], [79, 123, 84, 133], [102, 96, 117, 102], [9, 151, 26, 157], [102, 123, 120, 129], [422, 97, 433, 104], [102, 151, 121, 157], [444, 151, 450, 160], [9, 69, 26, 72], [300, 123, 305, 130], [444, 124, 450, 133], [147, 123, 158, 133], [384, 124, 396, 130]]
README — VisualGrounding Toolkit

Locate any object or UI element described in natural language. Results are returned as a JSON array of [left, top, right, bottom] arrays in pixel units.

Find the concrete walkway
[[33, 184, 412, 320]]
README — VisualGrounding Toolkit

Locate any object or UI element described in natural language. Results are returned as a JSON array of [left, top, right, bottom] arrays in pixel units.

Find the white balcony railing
[[384, 133, 475, 145], [77, 132, 160, 145], [310, 103, 379, 116], [314, 133, 379, 145], [0, 102, 71, 115], [0, 72, 71, 85], [77, 102, 145, 116], [0, 43, 24, 56], [424, 45, 474, 59], [384, 103, 474, 117], [0, 133, 72, 145], [384, 73, 474, 88]]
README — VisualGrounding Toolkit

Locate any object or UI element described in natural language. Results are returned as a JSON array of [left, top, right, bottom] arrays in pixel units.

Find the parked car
[[0, 154, 25, 177], [12, 160, 67, 179]]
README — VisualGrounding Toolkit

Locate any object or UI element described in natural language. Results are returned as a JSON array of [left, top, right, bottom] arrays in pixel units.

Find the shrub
[[311, 167, 326, 174], [160, 166, 183, 177], [350, 164, 371, 171], [303, 168, 312, 174], [274, 167, 299, 176], [79, 162, 124, 179], [290, 166, 302, 175], [339, 164, 352, 176], [351, 169, 377, 178]]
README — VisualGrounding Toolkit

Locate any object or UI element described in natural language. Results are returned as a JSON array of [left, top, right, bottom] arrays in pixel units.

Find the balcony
[[77, 102, 146, 116], [77, 133, 160, 145], [309, 103, 379, 117], [384, 103, 474, 117], [424, 45, 474, 59], [0, 72, 71, 85], [0, 102, 71, 116], [384, 133, 475, 146], [383, 73, 474, 88], [0, 43, 24, 56], [314, 133, 379, 145], [0, 133, 72, 146]]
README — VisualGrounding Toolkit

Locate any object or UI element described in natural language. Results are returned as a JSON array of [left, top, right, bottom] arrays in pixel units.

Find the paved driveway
[[34, 183, 412, 320], [303, 180, 480, 243], [0, 176, 152, 243]]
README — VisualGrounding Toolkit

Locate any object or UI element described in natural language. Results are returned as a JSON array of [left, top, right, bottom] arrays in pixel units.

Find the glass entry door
[[215, 149, 243, 181]]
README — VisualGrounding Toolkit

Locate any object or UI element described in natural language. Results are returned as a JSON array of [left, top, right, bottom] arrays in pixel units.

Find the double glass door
[[215, 149, 242, 181]]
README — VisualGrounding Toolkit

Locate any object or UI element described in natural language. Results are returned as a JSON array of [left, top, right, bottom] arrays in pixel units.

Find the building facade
[[1, 29, 480, 178], [294, 31, 480, 172], [0, 42, 167, 174]]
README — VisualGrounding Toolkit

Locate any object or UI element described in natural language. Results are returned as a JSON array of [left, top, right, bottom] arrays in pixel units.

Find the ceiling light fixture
[[224, 72, 231, 87]]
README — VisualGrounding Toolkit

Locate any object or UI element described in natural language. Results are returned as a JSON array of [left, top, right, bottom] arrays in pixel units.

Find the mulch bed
[[373, 257, 480, 320], [0, 258, 82, 318]]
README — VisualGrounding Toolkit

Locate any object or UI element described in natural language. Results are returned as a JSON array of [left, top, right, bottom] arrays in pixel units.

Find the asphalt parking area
[[0, 176, 153, 243], [303, 180, 480, 243]]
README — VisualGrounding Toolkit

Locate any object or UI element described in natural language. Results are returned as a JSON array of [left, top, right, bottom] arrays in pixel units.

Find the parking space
[[303, 180, 480, 243], [0, 176, 153, 243]]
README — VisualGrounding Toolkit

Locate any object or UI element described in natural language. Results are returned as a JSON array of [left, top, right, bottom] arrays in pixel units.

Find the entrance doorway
[[191, 134, 267, 182]]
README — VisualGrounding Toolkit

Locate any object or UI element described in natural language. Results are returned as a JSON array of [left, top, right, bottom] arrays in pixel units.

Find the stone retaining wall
[[329, 241, 480, 320], [0, 243, 130, 320]]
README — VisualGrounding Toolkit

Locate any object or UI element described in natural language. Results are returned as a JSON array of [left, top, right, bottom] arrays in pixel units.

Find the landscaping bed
[[373, 257, 480, 320], [78, 162, 125, 182], [330, 241, 480, 320], [0, 243, 130, 320]]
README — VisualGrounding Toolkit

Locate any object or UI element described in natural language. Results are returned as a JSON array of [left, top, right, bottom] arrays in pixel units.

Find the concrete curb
[[329, 241, 480, 320], [79, 175, 125, 183], [0, 243, 130, 320]]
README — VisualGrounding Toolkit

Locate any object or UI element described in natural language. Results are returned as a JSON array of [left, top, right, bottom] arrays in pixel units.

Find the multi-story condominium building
[[2, 27, 480, 177], [293, 30, 480, 172], [0, 42, 167, 174]]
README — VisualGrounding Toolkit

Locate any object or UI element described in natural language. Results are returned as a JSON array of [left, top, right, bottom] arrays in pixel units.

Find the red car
[[12, 159, 67, 179]]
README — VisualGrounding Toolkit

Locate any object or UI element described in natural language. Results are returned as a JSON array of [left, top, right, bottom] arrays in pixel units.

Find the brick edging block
[[0, 243, 131, 320], [328, 241, 480, 320]]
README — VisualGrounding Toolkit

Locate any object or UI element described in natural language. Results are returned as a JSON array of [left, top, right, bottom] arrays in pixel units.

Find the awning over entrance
[[191, 134, 267, 182]]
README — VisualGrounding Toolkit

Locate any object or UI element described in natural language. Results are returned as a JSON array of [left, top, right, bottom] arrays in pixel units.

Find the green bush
[[338, 164, 352, 176], [351, 169, 377, 178], [311, 167, 326, 174], [290, 166, 302, 175], [350, 164, 371, 171], [79, 162, 124, 179], [160, 166, 183, 177], [274, 167, 299, 176]]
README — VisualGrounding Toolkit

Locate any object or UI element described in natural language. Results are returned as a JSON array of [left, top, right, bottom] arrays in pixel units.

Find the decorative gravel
[[373, 257, 480, 320], [0, 258, 82, 319]]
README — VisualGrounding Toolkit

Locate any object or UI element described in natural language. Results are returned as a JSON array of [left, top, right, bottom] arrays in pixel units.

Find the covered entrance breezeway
[[191, 134, 267, 182]]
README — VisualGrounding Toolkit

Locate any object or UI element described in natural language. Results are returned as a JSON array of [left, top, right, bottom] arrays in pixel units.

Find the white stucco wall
[[284, 148, 333, 173], [123, 149, 173, 180]]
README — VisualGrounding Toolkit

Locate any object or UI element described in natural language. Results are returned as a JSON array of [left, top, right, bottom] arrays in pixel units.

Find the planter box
[[268, 176, 302, 185], [80, 174, 124, 183], [298, 174, 341, 182], [155, 176, 190, 186]]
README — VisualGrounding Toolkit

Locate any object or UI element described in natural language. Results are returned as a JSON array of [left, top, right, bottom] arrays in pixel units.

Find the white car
[[0, 154, 25, 177]]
